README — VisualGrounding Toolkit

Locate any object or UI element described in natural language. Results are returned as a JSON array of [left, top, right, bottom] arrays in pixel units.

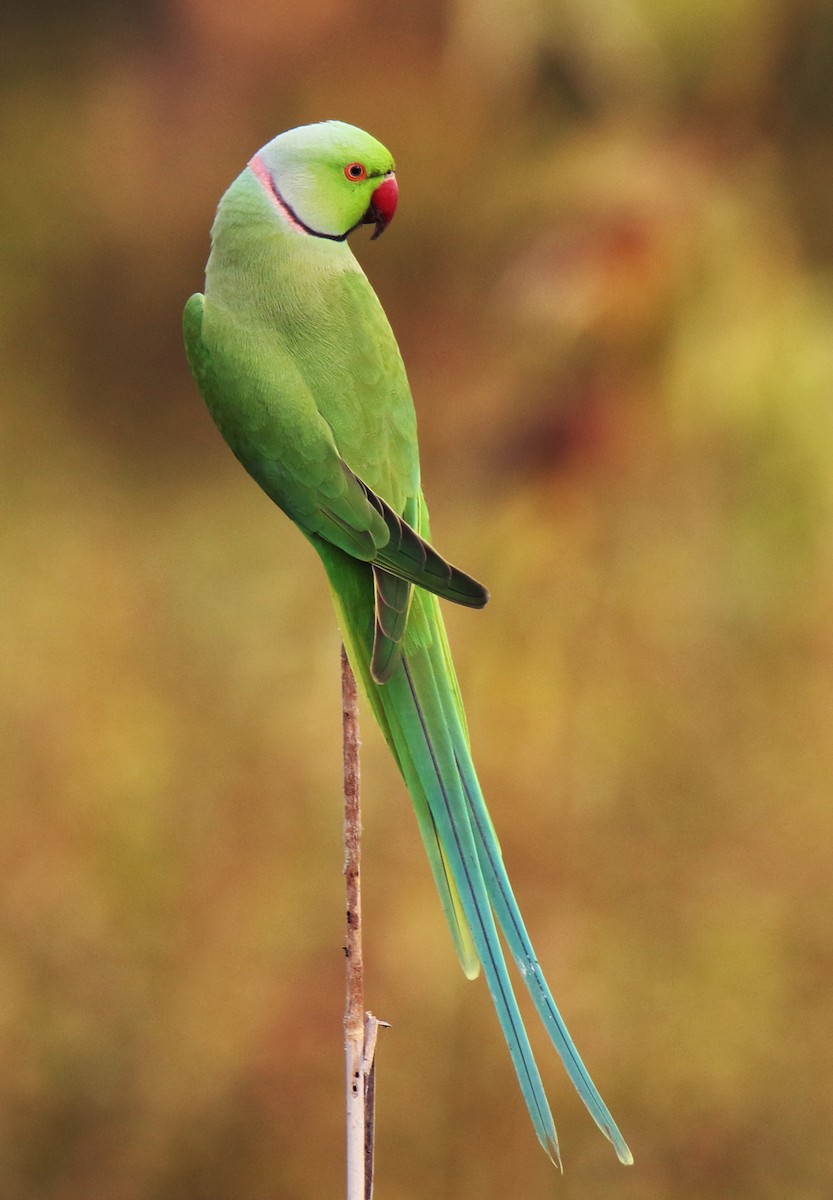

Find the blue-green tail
[[317, 540, 632, 1167]]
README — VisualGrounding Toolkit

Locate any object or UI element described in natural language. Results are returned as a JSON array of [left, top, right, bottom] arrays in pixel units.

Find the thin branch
[[343, 644, 364, 1200], [342, 646, 386, 1200], [343, 648, 388, 1200]]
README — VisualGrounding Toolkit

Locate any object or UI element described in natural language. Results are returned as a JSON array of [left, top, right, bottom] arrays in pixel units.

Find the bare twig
[[342, 647, 386, 1200], [343, 644, 364, 1200]]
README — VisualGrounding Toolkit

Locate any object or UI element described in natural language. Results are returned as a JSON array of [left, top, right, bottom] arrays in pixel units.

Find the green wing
[[184, 292, 486, 680]]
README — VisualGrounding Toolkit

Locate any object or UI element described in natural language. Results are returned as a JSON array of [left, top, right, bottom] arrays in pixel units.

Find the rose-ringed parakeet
[[183, 120, 631, 1168]]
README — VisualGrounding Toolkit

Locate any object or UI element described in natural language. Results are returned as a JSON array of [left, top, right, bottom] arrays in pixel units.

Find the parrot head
[[249, 120, 398, 243]]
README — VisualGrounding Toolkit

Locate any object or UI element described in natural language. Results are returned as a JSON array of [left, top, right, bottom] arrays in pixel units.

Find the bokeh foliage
[[2, 1, 833, 1197]]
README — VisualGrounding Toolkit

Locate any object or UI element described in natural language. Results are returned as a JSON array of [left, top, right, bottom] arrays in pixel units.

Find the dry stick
[[342, 645, 385, 1200]]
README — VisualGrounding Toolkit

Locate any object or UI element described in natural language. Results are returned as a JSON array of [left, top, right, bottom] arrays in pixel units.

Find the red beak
[[364, 173, 398, 239]]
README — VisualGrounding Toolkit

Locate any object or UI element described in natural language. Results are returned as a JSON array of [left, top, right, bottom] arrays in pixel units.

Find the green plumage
[[184, 120, 632, 1168]]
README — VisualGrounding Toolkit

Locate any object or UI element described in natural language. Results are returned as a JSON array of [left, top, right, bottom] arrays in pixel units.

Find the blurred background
[[2, 1, 833, 1197]]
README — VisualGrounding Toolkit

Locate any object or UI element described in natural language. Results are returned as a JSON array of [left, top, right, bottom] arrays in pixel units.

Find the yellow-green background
[[3, 2, 832, 1197]]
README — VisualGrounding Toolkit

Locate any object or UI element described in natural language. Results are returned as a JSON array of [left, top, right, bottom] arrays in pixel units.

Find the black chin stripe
[[275, 186, 351, 242], [250, 153, 359, 242]]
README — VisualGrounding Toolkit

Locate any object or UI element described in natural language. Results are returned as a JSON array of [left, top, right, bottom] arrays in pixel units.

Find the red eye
[[344, 162, 367, 181]]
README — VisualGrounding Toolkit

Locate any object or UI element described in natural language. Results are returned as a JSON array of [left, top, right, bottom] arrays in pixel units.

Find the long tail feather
[[382, 707, 482, 979], [316, 538, 630, 1165], [390, 656, 560, 1162], [416, 637, 633, 1163], [450, 731, 634, 1164]]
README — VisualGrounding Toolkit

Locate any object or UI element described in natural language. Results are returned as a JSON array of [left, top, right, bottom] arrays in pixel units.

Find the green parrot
[[184, 120, 632, 1168]]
